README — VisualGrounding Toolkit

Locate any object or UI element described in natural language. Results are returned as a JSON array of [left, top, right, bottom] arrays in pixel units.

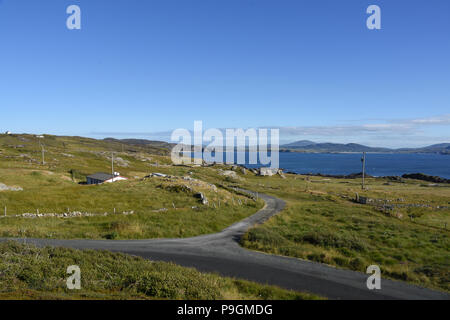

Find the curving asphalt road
[[2, 191, 448, 300]]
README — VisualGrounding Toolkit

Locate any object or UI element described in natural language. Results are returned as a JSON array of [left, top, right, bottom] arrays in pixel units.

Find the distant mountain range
[[281, 141, 450, 154], [105, 138, 450, 155]]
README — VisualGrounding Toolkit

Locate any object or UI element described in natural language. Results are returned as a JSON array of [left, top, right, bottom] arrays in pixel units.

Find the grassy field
[[0, 134, 263, 239], [1, 133, 449, 293], [234, 173, 450, 292], [0, 241, 320, 300]]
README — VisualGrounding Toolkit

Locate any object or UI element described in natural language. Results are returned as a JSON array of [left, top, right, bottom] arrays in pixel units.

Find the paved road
[[3, 191, 448, 300]]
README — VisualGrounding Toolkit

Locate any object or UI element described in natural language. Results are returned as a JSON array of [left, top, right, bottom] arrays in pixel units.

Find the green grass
[[0, 172, 262, 239], [1, 133, 449, 293], [0, 241, 321, 300], [237, 174, 450, 292], [0, 134, 263, 239]]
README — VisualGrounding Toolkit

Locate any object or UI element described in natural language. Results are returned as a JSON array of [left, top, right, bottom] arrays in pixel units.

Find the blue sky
[[0, 0, 449, 147]]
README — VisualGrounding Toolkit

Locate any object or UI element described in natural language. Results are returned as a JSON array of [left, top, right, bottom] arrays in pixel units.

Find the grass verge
[[238, 174, 450, 292], [0, 241, 321, 300]]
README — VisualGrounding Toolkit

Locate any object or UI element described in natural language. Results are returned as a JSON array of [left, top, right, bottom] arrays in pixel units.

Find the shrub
[[30, 171, 42, 177], [160, 184, 193, 194], [333, 257, 347, 266], [300, 231, 366, 252], [349, 258, 364, 271], [109, 221, 130, 232], [126, 269, 221, 299], [69, 169, 86, 181], [307, 253, 326, 263], [104, 231, 119, 239], [245, 228, 286, 246]]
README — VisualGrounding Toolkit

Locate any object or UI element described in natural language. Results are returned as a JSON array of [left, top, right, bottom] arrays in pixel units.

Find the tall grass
[[238, 174, 450, 292], [0, 241, 321, 300]]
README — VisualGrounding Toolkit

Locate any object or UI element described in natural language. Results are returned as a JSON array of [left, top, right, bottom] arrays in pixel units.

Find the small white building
[[86, 172, 128, 185], [5, 131, 11, 135]]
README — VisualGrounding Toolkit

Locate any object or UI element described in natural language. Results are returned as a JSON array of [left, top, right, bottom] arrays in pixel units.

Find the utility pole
[[361, 152, 366, 190], [37, 136, 45, 165], [111, 151, 114, 182], [41, 143, 45, 165]]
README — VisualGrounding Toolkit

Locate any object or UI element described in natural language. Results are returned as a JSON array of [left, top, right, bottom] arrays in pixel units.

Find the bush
[[333, 257, 347, 266], [307, 253, 326, 263], [338, 247, 354, 257], [124, 269, 222, 299], [160, 184, 193, 193], [69, 169, 86, 181], [245, 228, 286, 246], [300, 231, 366, 252], [109, 221, 130, 232], [349, 258, 364, 271], [104, 231, 119, 239]]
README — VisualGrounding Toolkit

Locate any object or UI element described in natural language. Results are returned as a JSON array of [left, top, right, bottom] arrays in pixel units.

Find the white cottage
[[86, 172, 128, 185]]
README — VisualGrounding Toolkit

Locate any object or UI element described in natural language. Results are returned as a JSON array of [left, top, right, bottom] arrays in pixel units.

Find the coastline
[[280, 150, 450, 155], [282, 171, 450, 184]]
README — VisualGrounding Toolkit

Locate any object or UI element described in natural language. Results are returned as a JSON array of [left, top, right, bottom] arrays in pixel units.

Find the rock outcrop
[[402, 173, 449, 184]]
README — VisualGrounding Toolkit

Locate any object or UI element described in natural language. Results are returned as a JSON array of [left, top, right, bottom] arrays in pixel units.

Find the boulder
[[402, 173, 449, 184], [220, 170, 239, 179], [258, 168, 277, 176], [146, 172, 168, 178], [194, 192, 209, 205]]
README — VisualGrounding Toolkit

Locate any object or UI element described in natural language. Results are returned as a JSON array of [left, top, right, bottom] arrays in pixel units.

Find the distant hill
[[396, 143, 450, 154], [282, 140, 316, 148], [281, 141, 450, 154], [0, 134, 171, 156], [103, 138, 174, 151], [0, 133, 172, 176]]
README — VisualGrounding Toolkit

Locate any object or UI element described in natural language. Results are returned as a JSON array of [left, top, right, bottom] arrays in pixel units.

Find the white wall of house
[[104, 176, 128, 183]]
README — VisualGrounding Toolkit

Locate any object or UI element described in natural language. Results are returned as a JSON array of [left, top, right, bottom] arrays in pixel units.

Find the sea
[[241, 153, 450, 179]]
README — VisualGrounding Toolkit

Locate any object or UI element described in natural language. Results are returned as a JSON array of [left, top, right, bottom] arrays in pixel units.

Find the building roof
[[87, 172, 115, 181]]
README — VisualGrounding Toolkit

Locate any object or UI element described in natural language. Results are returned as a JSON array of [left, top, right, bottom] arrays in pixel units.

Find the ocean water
[[242, 153, 450, 179]]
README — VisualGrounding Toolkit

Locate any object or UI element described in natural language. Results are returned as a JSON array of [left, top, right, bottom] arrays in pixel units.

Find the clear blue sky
[[0, 0, 449, 147]]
